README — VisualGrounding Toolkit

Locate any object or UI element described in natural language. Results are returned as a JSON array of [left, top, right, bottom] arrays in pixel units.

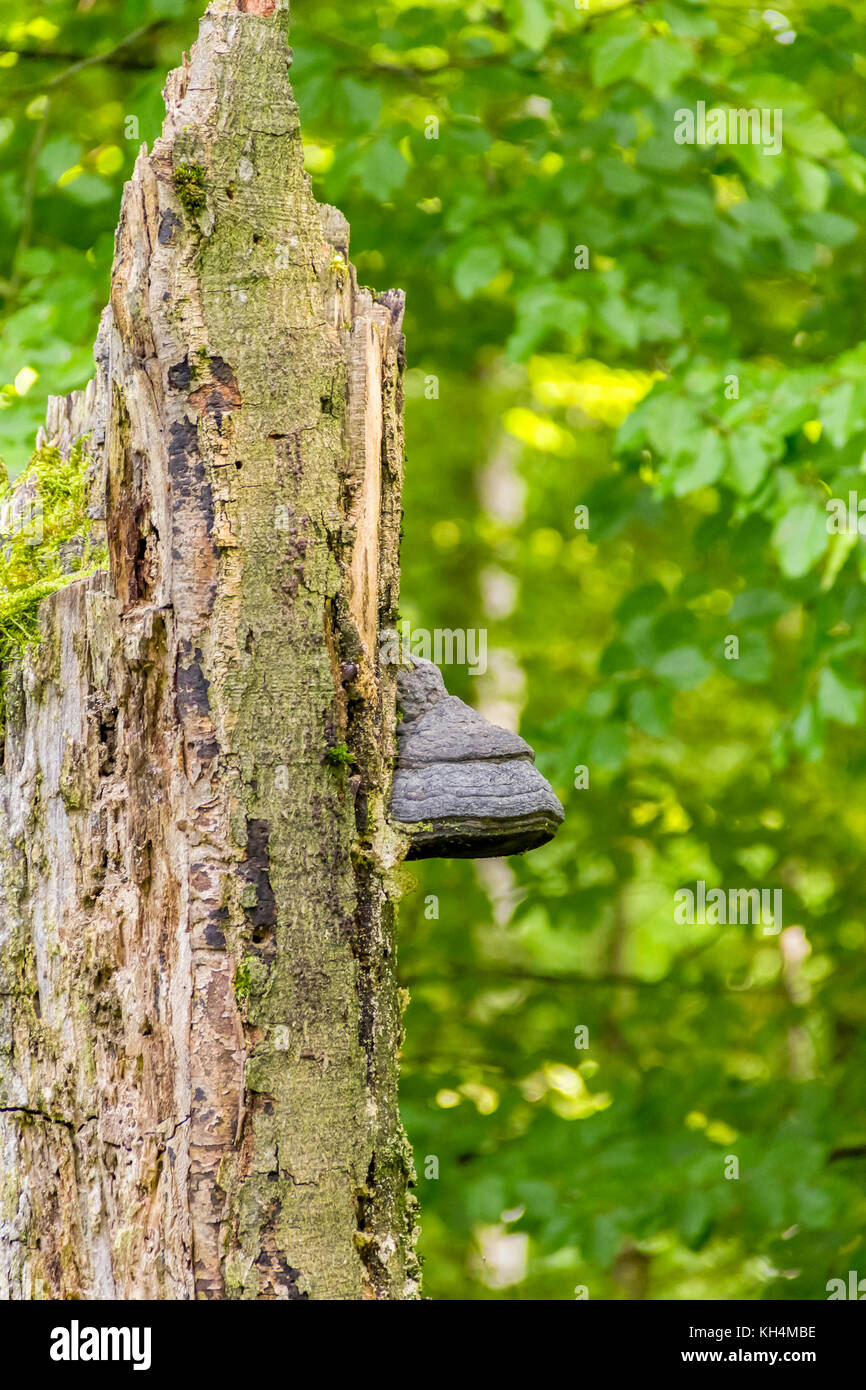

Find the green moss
[[0, 575, 80, 666], [0, 437, 107, 734], [174, 162, 207, 219], [325, 742, 356, 767], [234, 956, 253, 1006]]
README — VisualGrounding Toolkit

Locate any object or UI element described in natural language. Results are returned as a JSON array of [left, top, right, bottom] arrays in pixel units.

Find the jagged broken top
[[390, 657, 564, 860]]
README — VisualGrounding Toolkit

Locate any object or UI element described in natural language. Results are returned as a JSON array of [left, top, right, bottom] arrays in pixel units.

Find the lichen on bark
[[0, 0, 418, 1301]]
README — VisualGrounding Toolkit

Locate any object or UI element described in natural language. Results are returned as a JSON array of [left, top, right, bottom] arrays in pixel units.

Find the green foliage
[[2, 0, 866, 1301]]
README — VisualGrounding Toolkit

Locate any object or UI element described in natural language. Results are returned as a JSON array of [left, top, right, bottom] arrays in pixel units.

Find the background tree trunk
[[0, 0, 418, 1301]]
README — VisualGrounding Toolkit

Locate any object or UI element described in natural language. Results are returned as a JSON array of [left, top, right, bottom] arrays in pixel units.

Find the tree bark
[[0, 0, 418, 1300]]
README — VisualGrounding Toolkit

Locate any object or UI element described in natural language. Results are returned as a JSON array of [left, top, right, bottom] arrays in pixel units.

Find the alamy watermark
[[674, 101, 783, 156], [827, 1271, 866, 1299], [674, 880, 782, 935], [380, 621, 488, 675], [826, 492, 866, 535], [50, 1320, 151, 1371]]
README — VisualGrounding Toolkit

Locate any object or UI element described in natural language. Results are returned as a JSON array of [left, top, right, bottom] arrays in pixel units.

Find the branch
[[829, 1146, 866, 1163], [399, 937, 771, 994], [6, 23, 166, 95], [401, 964, 676, 990]]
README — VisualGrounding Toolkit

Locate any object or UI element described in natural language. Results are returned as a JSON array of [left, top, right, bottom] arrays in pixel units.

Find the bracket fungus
[[389, 657, 565, 859]]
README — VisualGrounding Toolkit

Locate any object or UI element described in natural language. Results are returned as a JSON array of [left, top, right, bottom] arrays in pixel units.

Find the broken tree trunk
[[0, 0, 418, 1300]]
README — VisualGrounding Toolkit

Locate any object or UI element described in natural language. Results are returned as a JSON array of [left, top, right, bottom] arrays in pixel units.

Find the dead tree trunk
[[0, 0, 418, 1300]]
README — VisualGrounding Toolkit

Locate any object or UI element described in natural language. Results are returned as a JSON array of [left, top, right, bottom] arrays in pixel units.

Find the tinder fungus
[[389, 657, 565, 859]]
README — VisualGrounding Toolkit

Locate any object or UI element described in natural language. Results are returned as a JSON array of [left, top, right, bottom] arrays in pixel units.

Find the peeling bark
[[0, 1, 418, 1301]]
